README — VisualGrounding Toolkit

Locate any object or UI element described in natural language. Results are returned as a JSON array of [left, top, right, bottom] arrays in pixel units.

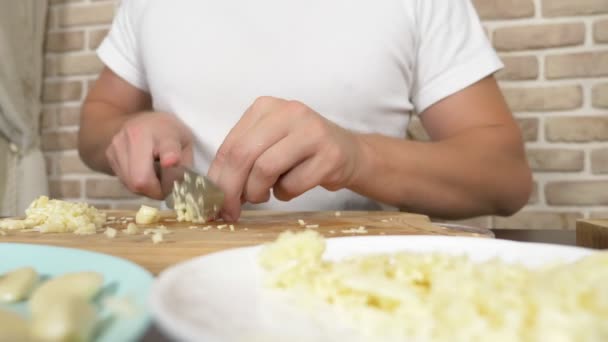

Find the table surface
[[141, 228, 591, 342]]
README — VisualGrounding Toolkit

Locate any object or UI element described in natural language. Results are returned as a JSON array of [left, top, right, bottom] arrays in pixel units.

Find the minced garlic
[[260, 231, 608, 342], [0, 196, 106, 234]]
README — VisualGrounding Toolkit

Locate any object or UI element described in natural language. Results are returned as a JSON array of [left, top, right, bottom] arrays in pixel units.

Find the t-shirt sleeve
[[411, 0, 502, 114], [97, 0, 148, 91]]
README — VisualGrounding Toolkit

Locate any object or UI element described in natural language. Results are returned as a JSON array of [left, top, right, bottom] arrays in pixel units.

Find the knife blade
[[155, 162, 224, 222]]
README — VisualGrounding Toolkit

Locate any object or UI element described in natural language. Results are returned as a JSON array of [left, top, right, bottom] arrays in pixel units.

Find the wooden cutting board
[[1, 210, 492, 275]]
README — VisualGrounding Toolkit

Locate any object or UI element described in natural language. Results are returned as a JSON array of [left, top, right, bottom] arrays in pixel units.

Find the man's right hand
[[105, 112, 194, 200], [80, 68, 195, 200]]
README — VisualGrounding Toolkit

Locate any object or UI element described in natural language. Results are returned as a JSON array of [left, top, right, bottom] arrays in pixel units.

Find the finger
[[125, 130, 164, 199], [155, 138, 182, 168], [216, 113, 290, 221], [208, 96, 283, 182], [106, 147, 125, 181], [111, 131, 130, 181], [273, 154, 331, 202], [244, 131, 316, 204]]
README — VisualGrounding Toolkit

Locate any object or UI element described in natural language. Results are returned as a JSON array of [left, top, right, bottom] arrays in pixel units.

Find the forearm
[[350, 126, 532, 219], [78, 100, 138, 174]]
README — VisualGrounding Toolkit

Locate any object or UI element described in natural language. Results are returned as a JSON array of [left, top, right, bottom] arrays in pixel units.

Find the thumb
[[157, 138, 182, 168]]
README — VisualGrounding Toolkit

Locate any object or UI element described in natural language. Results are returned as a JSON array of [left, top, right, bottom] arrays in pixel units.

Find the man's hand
[[208, 96, 364, 222], [105, 112, 194, 200]]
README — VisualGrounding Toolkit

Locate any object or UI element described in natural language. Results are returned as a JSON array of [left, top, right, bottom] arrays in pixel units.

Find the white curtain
[[0, 0, 48, 216]]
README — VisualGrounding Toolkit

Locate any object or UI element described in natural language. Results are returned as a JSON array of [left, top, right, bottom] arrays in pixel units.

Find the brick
[[495, 56, 538, 80], [595, 19, 608, 43], [41, 131, 78, 151], [57, 106, 81, 126], [502, 86, 582, 112], [493, 23, 584, 51], [546, 51, 608, 79], [86, 178, 138, 199], [406, 117, 429, 141], [529, 182, 539, 204], [592, 83, 608, 108], [49, 179, 81, 198], [45, 156, 54, 176], [40, 107, 56, 130], [57, 154, 94, 174], [526, 148, 584, 172], [493, 211, 582, 230], [546, 116, 608, 142], [44, 57, 57, 77], [87, 79, 97, 93], [546, 181, 608, 205], [42, 81, 82, 103], [88, 28, 109, 49], [57, 54, 103, 76], [543, 0, 608, 17], [591, 148, 608, 174], [57, 3, 115, 27], [472, 0, 535, 19], [516, 118, 539, 142], [46, 9, 58, 30], [45, 31, 84, 52]]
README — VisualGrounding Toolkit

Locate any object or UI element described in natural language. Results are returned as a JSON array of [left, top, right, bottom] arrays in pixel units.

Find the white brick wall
[[42, 0, 608, 229]]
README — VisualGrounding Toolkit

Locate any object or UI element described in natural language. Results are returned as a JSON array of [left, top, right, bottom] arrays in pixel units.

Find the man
[[78, 0, 532, 222]]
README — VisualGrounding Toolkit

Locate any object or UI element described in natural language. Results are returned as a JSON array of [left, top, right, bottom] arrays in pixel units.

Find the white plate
[[149, 236, 596, 342]]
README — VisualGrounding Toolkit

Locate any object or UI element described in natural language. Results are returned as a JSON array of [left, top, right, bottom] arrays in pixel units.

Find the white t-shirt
[[98, 0, 502, 211]]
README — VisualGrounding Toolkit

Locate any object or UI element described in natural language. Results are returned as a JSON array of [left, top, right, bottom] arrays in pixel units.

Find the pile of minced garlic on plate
[[259, 230, 608, 342], [0, 196, 106, 234]]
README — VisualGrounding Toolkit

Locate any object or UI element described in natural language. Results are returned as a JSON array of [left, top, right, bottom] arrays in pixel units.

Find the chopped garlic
[[260, 231, 608, 342], [124, 223, 138, 235], [104, 227, 117, 239], [189, 225, 198, 230], [305, 224, 319, 229], [329, 230, 336, 234], [381, 219, 389, 223], [135, 205, 160, 225], [0, 196, 105, 234], [216, 224, 227, 230], [173, 177, 208, 223], [0, 219, 26, 230], [298, 219, 306, 226], [202, 225, 212, 231], [243, 228, 249, 231], [229, 224, 235, 232], [334, 211, 341, 217], [151, 232, 164, 244]]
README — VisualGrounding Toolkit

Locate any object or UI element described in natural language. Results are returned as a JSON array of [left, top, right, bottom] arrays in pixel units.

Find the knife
[[155, 161, 224, 222]]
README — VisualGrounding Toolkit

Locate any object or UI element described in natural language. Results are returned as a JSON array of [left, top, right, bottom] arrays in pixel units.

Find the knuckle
[[247, 189, 270, 204], [285, 100, 307, 117], [226, 144, 250, 164], [252, 159, 276, 179], [124, 124, 141, 142], [252, 96, 274, 109]]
